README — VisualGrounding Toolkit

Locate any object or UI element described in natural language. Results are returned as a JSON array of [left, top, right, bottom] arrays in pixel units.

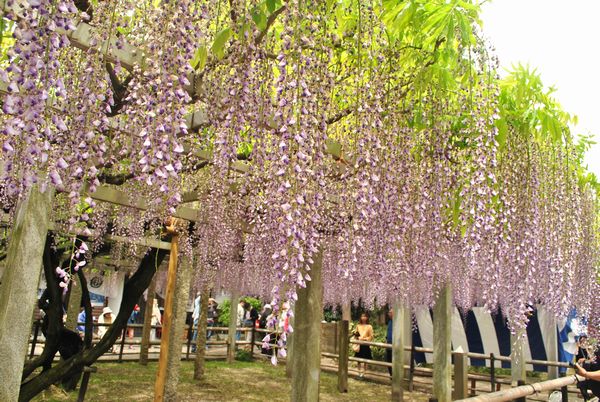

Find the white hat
[[264, 304, 272, 310], [102, 307, 113, 316]]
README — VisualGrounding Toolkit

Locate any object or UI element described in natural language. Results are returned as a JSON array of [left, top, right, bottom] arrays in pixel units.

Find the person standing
[[386, 309, 393, 376], [76, 307, 86, 335], [207, 298, 218, 343], [576, 335, 591, 363], [236, 300, 245, 340], [150, 299, 162, 346], [191, 292, 201, 352], [354, 312, 374, 379], [127, 304, 140, 349]]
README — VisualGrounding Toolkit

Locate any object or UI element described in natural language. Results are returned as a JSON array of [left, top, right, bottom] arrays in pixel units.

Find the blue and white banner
[[411, 306, 587, 372]]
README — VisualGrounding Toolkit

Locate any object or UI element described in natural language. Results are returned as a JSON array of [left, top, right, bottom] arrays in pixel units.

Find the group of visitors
[[191, 293, 219, 352], [574, 335, 600, 398]]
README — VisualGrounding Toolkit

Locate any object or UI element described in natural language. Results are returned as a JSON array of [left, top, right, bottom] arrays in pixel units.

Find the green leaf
[[252, 8, 268, 31], [191, 45, 208, 70], [266, 0, 281, 13], [212, 27, 232, 59], [495, 118, 508, 148]]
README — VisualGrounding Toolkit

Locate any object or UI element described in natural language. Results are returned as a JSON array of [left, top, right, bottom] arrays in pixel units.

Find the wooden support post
[[511, 330, 526, 386], [140, 276, 157, 365], [250, 325, 256, 360], [163, 257, 193, 402], [76, 366, 97, 402], [391, 303, 406, 401], [490, 353, 496, 392], [433, 283, 452, 402], [194, 287, 210, 380], [118, 326, 127, 362], [337, 320, 349, 393], [227, 291, 239, 364], [453, 351, 468, 400], [30, 320, 40, 359], [0, 186, 53, 402], [409, 344, 416, 392], [153, 230, 179, 402], [290, 249, 323, 402]]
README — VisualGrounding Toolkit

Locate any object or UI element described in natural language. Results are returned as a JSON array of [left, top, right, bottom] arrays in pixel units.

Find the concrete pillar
[[0, 186, 53, 402], [163, 258, 193, 402], [391, 303, 406, 401], [433, 283, 452, 402], [139, 276, 157, 365], [290, 250, 323, 402], [511, 330, 527, 385], [227, 291, 239, 364]]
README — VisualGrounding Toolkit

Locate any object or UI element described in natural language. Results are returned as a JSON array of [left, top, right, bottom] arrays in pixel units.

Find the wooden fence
[[28, 320, 580, 400]]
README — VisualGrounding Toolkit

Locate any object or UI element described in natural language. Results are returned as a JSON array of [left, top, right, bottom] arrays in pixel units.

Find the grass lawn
[[32, 360, 430, 401]]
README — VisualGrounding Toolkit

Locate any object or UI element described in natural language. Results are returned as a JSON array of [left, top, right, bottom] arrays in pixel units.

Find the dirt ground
[[31, 360, 431, 402]]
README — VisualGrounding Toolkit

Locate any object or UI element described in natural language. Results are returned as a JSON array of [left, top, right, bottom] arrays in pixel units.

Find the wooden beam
[[0, 213, 172, 250], [88, 186, 202, 222]]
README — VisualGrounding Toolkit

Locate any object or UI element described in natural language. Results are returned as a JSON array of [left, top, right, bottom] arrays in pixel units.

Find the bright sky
[[481, 0, 600, 178]]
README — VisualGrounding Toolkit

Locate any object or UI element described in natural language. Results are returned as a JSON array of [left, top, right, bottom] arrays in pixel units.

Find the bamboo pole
[[458, 375, 580, 402], [153, 222, 179, 402]]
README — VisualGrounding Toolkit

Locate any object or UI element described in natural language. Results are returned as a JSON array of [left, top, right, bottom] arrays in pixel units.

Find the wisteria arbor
[[0, 0, 598, 402]]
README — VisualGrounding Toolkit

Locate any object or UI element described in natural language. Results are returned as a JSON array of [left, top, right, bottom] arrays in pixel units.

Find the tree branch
[[255, 6, 286, 45], [326, 107, 353, 125]]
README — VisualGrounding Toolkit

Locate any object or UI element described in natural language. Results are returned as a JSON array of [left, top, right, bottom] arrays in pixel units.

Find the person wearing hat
[[97, 306, 115, 352]]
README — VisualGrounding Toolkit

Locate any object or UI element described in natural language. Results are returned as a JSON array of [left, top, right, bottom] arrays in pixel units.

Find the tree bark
[[193, 287, 210, 380], [227, 291, 239, 364], [163, 258, 193, 402], [140, 276, 157, 365], [0, 186, 54, 402], [290, 249, 323, 402], [65, 274, 82, 331], [391, 303, 406, 401], [433, 283, 452, 402], [18, 241, 170, 402]]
